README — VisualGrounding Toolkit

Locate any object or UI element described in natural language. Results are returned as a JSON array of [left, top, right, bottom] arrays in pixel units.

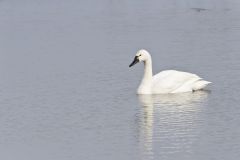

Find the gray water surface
[[1, 0, 240, 160]]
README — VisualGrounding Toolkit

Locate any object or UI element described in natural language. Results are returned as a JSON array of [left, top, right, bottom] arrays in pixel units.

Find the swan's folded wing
[[152, 70, 201, 94]]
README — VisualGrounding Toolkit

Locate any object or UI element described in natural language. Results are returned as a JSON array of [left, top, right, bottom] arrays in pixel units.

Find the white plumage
[[129, 50, 211, 94]]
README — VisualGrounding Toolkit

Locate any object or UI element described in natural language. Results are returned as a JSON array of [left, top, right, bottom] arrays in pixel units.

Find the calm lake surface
[[1, 0, 240, 160]]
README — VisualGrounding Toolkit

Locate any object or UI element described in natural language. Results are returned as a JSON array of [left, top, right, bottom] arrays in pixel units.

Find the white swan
[[129, 49, 211, 94]]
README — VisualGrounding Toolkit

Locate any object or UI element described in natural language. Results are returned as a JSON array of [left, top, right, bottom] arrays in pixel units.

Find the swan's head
[[129, 49, 151, 67]]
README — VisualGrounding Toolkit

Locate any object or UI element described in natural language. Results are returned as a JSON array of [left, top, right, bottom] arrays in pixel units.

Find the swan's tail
[[193, 80, 211, 91]]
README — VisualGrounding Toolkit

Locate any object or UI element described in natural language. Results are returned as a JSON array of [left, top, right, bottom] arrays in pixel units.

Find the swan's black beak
[[129, 56, 139, 67]]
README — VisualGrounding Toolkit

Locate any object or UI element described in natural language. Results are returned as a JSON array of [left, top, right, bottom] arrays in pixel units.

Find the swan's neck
[[138, 59, 152, 94], [137, 58, 153, 94], [142, 59, 153, 83]]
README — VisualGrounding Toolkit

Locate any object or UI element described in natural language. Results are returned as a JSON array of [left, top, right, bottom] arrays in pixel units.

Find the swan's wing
[[152, 70, 202, 94]]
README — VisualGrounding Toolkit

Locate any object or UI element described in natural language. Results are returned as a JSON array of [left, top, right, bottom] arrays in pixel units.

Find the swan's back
[[152, 70, 210, 94]]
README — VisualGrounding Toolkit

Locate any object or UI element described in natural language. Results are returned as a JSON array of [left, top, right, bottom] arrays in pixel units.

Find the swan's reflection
[[138, 95, 154, 157], [137, 91, 209, 158]]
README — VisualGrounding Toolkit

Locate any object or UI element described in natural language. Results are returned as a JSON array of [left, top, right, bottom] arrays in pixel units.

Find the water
[[1, 0, 240, 160]]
